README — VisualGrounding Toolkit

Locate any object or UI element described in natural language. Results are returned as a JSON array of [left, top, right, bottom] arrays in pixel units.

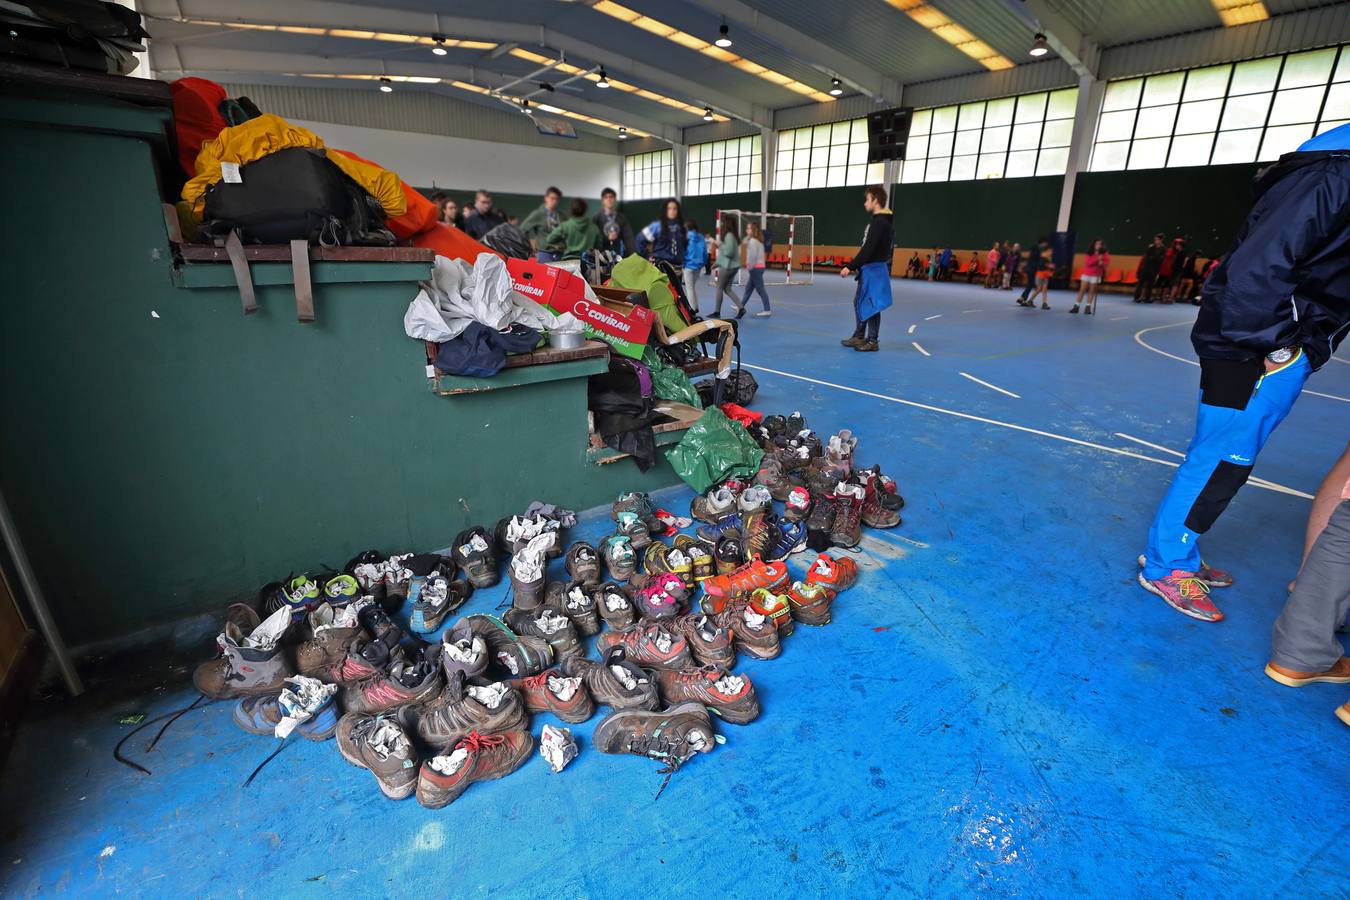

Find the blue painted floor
[[4, 278, 1349, 898]]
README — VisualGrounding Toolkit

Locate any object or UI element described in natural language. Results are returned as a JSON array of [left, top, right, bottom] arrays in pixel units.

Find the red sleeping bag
[[170, 77, 228, 178]]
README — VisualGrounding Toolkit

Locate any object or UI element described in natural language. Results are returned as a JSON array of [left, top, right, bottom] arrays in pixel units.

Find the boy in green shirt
[[545, 199, 603, 259]]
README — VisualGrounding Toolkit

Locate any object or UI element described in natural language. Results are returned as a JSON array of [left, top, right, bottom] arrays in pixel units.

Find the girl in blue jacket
[[637, 198, 688, 267], [681, 218, 707, 312]]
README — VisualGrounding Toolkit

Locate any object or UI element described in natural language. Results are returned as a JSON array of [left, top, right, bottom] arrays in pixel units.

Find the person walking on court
[[1137, 123, 1350, 623], [682, 219, 707, 312], [839, 184, 895, 353], [743, 221, 772, 317], [1264, 438, 1350, 728], [1134, 233, 1166, 303], [1003, 242, 1022, 290], [711, 216, 744, 318], [1017, 238, 1052, 309], [1070, 239, 1110, 315], [984, 243, 1001, 289]]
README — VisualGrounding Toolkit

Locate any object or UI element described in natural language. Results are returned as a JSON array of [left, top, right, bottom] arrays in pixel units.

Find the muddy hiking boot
[[700, 558, 790, 611], [696, 514, 744, 547], [858, 464, 904, 511], [452, 527, 500, 589], [460, 613, 554, 679], [596, 622, 694, 671], [509, 669, 595, 723], [337, 713, 420, 800], [715, 599, 782, 660], [635, 573, 688, 622], [788, 581, 836, 626], [316, 636, 401, 685], [783, 487, 813, 524], [594, 582, 638, 630], [410, 574, 473, 635], [713, 534, 745, 576], [358, 603, 404, 647], [509, 533, 552, 611], [415, 729, 533, 810], [673, 536, 714, 585], [193, 606, 295, 699], [754, 454, 792, 503], [763, 519, 807, 563], [232, 679, 341, 742], [804, 494, 838, 552], [296, 602, 363, 676], [690, 486, 736, 524], [671, 613, 736, 668], [653, 667, 760, 725], [383, 555, 414, 607], [397, 670, 527, 747], [439, 623, 489, 681], [858, 472, 901, 529], [565, 541, 603, 587], [561, 648, 661, 711], [830, 483, 865, 548], [340, 655, 443, 715], [504, 605, 582, 661], [748, 588, 794, 639], [594, 702, 717, 798], [601, 534, 638, 583], [615, 509, 653, 552], [804, 553, 859, 592], [552, 581, 600, 635], [613, 491, 663, 533]]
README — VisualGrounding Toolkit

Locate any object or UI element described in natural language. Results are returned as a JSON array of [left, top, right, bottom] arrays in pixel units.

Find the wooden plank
[[179, 244, 435, 264], [504, 341, 608, 369]]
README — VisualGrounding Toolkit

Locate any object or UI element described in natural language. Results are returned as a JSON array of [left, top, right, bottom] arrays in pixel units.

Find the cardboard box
[[507, 258, 654, 358]]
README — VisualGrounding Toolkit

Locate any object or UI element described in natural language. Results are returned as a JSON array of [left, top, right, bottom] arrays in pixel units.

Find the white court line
[[960, 372, 1021, 399], [1135, 322, 1350, 404], [912, 342, 931, 357], [962, 309, 982, 314], [1115, 432, 1314, 499], [741, 362, 1311, 501], [925, 314, 943, 321], [907, 324, 917, 334], [1109, 316, 1127, 321]]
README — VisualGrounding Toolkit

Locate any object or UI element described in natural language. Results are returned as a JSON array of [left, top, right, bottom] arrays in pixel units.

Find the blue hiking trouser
[[1143, 351, 1311, 580]]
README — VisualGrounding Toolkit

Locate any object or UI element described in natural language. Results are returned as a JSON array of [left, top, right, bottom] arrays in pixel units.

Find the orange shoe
[[1264, 657, 1350, 687], [700, 557, 790, 611], [803, 553, 858, 592], [787, 581, 836, 626]]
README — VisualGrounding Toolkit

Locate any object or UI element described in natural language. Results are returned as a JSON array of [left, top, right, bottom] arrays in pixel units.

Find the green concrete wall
[[0, 96, 677, 649], [1069, 163, 1259, 257]]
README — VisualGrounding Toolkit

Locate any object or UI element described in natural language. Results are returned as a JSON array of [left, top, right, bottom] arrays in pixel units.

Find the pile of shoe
[[724, 411, 903, 553], [189, 453, 877, 804]]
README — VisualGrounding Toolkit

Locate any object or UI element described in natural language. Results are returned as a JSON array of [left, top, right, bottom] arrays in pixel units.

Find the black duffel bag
[[696, 369, 757, 408], [201, 147, 394, 246]]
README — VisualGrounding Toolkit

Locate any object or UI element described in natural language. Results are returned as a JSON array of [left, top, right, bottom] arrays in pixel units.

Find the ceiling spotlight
[[521, 98, 533, 115], [431, 35, 447, 56], [703, 107, 714, 121], [829, 77, 843, 96], [1029, 33, 1049, 57], [379, 77, 393, 93], [618, 126, 629, 140], [597, 67, 610, 89], [714, 22, 732, 48]]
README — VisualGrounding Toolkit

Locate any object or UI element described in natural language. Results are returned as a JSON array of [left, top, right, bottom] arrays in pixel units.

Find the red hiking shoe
[[700, 557, 790, 610], [803, 554, 858, 592], [1137, 570, 1224, 622]]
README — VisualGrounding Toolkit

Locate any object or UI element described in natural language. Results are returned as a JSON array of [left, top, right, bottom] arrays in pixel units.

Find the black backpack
[[201, 147, 394, 246], [481, 222, 533, 260]]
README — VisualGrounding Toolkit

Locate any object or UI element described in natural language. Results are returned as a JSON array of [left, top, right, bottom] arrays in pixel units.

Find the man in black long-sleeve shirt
[[839, 185, 895, 352]]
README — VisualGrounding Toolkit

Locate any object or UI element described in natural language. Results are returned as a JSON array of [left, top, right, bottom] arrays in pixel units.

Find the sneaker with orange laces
[[700, 557, 790, 609], [748, 588, 793, 638], [509, 669, 595, 723], [787, 581, 836, 626], [653, 666, 760, 724], [415, 729, 533, 809], [804, 554, 858, 592], [1137, 570, 1224, 622]]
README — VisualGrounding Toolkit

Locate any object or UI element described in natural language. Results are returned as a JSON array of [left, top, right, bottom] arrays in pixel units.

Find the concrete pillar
[[1057, 73, 1105, 232], [672, 141, 687, 201], [759, 125, 775, 225]]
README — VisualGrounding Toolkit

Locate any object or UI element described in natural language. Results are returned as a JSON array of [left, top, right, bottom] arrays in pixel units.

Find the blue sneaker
[[695, 514, 743, 545], [232, 691, 340, 741], [763, 520, 806, 562]]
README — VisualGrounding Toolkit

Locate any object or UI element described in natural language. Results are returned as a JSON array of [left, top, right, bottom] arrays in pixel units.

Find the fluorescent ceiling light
[[168, 17, 496, 50], [884, 1, 1014, 71], [590, 1, 835, 102], [509, 48, 729, 120], [1210, 0, 1270, 26]]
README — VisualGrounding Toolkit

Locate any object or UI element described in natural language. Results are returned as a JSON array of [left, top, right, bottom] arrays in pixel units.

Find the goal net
[[716, 210, 815, 285]]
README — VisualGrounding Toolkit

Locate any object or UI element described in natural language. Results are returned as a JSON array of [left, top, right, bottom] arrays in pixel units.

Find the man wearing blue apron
[[839, 185, 895, 353], [1138, 124, 1350, 622]]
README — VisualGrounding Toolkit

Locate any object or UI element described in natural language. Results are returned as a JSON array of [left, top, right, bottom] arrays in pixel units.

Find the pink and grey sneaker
[[1137, 570, 1224, 622], [1137, 555, 1233, 589]]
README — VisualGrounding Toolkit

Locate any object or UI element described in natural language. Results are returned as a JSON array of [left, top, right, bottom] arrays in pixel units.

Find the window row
[[687, 134, 762, 196], [1090, 44, 1350, 171], [624, 149, 674, 201], [772, 119, 884, 190]]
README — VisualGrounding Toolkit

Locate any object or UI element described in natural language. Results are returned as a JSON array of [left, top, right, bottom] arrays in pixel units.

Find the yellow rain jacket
[[180, 114, 406, 222]]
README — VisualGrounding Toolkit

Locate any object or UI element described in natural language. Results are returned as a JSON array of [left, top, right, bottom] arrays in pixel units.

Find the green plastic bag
[[609, 254, 687, 337], [665, 408, 764, 493], [642, 346, 702, 409]]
